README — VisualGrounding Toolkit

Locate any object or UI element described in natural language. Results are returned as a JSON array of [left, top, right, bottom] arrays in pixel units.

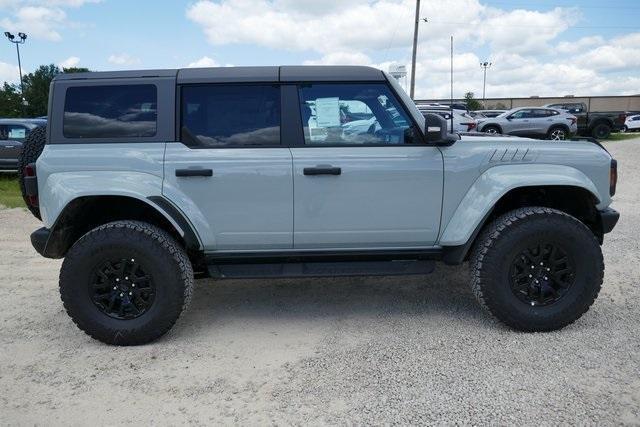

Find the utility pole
[[409, 0, 421, 99], [4, 31, 28, 114], [480, 61, 492, 106]]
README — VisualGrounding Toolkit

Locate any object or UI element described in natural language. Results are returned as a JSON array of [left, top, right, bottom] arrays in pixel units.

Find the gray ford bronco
[[21, 66, 619, 345]]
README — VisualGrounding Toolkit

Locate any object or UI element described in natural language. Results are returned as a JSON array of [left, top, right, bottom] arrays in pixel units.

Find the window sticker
[[314, 97, 341, 128]]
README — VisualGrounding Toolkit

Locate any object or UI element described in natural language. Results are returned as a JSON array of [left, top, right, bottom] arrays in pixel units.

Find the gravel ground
[[1, 138, 639, 425]]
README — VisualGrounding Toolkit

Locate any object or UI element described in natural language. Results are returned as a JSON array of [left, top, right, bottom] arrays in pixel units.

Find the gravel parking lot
[[1, 138, 639, 425]]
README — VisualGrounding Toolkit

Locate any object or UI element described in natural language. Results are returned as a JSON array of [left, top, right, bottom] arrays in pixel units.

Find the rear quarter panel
[[36, 143, 169, 228]]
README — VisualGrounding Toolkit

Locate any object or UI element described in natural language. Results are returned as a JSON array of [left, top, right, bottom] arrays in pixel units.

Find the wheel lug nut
[[531, 266, 534, 269], [119, 293, 124, 297], [116, 278, 119, 282], [540, 262, 544, 266], [131, 259, 135, 262], [546, 268, 550, 271], [129, 292, 132, 295], [528, 274, 532, 278], [113, 286, 117, 290], [131, 284, 135, 287], [544, 276, 548, 280], [125, 277, 129, 280]]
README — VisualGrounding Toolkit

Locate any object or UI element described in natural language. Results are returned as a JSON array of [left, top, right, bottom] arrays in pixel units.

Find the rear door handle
[[303, 165, 342, 176], [175, 168, 213, 177]]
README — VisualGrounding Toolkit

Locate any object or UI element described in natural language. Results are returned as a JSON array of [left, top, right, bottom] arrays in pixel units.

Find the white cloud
[[58, 56, 80, 68], [107, 53, 141, 66], [0, 0, 98, 42], [303, 52, 372, 66], [183, 0, 640, 97], [1, 6, 67, 41], [556, 35, 604, 54], [0, 61, 20, 84], [572, 32, 640, 72], [187, 56, 220, 68], [477, 7, 579, 54]]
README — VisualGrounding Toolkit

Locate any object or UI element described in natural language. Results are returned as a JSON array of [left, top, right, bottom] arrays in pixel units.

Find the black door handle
[[175, 168, 213, 177], [303, 166, 342, 176]]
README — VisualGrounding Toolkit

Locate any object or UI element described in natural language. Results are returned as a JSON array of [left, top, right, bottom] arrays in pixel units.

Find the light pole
[[480, 61, 492, 106], [409, 0, 421, 99], [4, 31, 27, 114]]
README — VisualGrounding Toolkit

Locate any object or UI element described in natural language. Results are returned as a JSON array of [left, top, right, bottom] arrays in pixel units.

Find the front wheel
[[59, 221, 194, 345], [470, 207, 603, 332], [483, 125, 501, 135]]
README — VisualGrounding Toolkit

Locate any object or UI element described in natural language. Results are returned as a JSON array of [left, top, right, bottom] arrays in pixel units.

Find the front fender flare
[[439, 163, 601, 247]]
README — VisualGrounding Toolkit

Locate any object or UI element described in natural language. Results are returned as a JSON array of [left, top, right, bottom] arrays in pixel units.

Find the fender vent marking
[[487, 147, 531, 164]]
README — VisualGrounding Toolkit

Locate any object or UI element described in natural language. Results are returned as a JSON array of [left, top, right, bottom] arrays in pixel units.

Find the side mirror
[[423, 113, 458, 145], [506, 116, 513, 121]]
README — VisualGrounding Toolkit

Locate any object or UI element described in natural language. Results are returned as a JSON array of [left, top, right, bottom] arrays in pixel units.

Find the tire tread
[[470, 206, 604, 331], [59, 220, 193, 345]]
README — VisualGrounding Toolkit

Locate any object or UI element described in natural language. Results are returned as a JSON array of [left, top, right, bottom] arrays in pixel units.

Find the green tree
[[1, 65, 91, 117], [22, 64, 61, 117], [0, 82, 23, 117], [464, 91, 483, 111]]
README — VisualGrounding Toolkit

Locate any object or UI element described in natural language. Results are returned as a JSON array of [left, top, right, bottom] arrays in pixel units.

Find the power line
[[487, 0, 640, 11], [425, 20, 639, 29]]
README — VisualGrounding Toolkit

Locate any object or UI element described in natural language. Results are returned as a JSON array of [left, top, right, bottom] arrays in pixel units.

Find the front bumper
[[598, 207, 619, 234]]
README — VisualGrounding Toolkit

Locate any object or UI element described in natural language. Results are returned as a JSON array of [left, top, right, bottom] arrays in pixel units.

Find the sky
[[0, 0, 639, 99]]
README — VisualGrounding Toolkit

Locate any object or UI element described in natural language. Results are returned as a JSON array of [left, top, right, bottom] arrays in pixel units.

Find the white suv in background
[[623, 114, 640, 132]]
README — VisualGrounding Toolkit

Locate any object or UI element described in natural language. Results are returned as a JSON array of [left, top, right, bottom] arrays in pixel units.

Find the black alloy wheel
[[90, 257, 156, 319], [509, 242, 575, 307]]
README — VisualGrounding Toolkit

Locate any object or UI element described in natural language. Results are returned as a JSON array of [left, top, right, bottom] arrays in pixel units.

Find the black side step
[[207, 260, 435, 279]]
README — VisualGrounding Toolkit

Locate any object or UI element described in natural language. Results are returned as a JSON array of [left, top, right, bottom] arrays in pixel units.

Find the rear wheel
[[470, 207, 603, 331], [59, 221, 194, 345], [591, 123, 611, 139], [547, 126, 568, 141], [622, 125, 628, 133], [483, 125, 501, 135]]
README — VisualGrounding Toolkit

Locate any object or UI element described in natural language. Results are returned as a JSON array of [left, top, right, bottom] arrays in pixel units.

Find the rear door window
[[180, 85, 280, 147], [63, 85, 157, 138]]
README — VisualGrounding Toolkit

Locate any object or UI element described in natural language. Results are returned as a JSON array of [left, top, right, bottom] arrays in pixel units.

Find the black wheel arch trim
[[147, 196, 202, 251], [441, 207, 494, 265], [442, 205, 619, 265], [29, 195, 202, 259]]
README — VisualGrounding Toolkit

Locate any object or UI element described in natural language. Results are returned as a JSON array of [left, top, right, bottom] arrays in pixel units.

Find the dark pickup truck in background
[[542, 102, 627, 139]]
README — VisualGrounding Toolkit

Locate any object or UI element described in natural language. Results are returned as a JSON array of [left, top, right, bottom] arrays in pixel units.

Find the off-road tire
[[59, 221, 194, 345], [17, 125, 47, 220], [470, 207, 604, 332], [546, 126, 568, 141], [591, 123, 611, 139], [483, 125, 501, 135]]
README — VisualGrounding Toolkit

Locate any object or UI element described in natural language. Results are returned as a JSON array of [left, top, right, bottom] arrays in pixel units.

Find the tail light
[[618, 113, 626, 124], [23, 163, 39, 207], [567, 117, 577, 125], [610, 159, 617, 196], [464, 122, 476, 131]]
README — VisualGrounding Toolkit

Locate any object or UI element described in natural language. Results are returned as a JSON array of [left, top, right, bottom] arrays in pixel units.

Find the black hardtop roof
[[54, 66, 386, 83]]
